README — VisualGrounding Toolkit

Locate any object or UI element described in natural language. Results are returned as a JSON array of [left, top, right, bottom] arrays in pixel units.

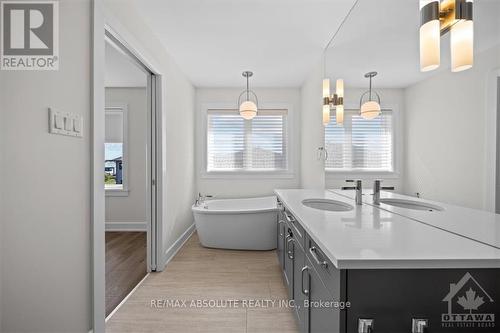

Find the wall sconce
[[322, 78, 344, 126], [420, 0, 474, 72]]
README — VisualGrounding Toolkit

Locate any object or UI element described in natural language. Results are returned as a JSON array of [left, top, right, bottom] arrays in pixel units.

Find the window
[[206, 109, 288, 172], [325, 109, 393, 172], [105, 106, 128, 191]]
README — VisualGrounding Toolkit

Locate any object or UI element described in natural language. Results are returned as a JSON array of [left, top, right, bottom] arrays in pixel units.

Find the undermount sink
[[302, 198, 354, 212], [379, 198, 444, 212]]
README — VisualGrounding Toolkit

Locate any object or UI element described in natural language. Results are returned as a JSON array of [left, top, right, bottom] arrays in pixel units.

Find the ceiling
[[105, 41, 148, 88], [322, 0, 500, 88], [134, 0, 357, 87], [133, 0, 500, 89]]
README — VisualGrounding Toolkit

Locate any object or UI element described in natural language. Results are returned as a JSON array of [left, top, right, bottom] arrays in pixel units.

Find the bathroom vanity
[[275, 189, 500, 333]]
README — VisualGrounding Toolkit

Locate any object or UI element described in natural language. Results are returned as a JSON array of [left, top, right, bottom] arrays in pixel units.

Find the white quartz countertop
[[330, 189, 500, 250], [274, 189, 500, 270]]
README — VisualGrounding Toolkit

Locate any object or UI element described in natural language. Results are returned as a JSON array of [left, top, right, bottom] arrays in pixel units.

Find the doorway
[[103, 29, 160, 319]]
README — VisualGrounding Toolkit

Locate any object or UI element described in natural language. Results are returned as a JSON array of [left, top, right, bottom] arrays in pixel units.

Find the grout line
[[105, 272, 150, 323]]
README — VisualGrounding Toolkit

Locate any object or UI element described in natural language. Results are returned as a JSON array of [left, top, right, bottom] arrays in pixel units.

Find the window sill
[[201, 171, 295, 180], [105, 189, 129, 197], [326, 170, 400, 180]]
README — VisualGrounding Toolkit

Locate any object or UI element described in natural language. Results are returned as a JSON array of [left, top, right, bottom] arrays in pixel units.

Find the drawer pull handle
[[301, 266, 309, 295], [309, 247, 328, 269], [277, 220, 285, 236], [285, 212, 295, 223], [286, 237, 295, 260]]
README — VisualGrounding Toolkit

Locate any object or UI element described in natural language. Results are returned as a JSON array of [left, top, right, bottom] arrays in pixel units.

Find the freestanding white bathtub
[[192, 196, 278, 250]]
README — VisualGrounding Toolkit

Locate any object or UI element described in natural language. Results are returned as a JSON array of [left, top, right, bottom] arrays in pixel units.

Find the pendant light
[[419, 0, 474, 72], [238, 71, 258, 120], [359, 72, 381, 120]]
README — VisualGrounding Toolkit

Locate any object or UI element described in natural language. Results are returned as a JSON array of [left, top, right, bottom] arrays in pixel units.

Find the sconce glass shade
[[451, 19, 473, 72], [322, 78, 330, 98], [322, 105, 330, 126], [239, 100, 257, 120], [419, 0, 440, 72], [360, 101, 381, 120], [336, 79, 344, 98], [336, 104, 344, 125]]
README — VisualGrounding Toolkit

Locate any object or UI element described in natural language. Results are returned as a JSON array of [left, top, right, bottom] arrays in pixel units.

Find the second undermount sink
[[302, 199, 354, 212], [379, 198, 444, 212]]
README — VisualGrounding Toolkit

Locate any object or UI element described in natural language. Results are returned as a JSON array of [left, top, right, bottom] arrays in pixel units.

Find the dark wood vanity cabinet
[[276, 206, 500, 333]]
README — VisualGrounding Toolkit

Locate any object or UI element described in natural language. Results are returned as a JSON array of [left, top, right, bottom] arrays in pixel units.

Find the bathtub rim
[[192, 196, 278, 215]]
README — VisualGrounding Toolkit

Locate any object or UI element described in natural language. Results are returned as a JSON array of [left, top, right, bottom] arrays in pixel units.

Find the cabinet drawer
[[283, 208, 305, 249], [306, 235, 340, 297]]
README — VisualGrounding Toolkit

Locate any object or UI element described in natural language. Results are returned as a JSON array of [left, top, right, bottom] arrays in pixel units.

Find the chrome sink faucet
[[373, 180, 395, 205], [373, 180, 382, 205], [343, 180, 363, 205]]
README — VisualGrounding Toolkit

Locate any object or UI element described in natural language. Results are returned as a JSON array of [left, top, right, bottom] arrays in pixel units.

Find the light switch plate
[[49, 108, 83, 138]]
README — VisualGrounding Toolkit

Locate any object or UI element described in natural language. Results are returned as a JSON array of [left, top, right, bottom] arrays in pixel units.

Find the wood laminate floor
[[106, 232, 147, 317], [106, 232, 299, 333]]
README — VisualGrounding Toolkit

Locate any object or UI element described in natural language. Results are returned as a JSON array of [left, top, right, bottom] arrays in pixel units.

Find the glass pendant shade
[[451, 19, 473, 72], [238, 71, 258, 119], [239, 100, 257, 120], [360, 101, 381, 120], [419, 0, 440, 72]]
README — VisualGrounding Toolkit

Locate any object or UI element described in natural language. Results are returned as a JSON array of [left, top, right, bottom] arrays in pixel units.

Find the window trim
[[199, 102, 295, 179], [105, 104, 130, 196], [325, 104, 401, 179]]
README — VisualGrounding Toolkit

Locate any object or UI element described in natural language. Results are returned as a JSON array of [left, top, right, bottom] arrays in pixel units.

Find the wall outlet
[[49, 108, 83, 138]]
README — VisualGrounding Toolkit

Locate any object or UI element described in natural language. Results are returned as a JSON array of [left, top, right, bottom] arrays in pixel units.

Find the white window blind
[[325, 110, 393, 172], [207, 109, 288, 171]]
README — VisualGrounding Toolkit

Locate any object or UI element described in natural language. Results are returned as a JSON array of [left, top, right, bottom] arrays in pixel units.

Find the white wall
[[404, 44, 500, 210], [325, 87, 405, 192], [0, 0, 92, 331], [300, 62, 326, 189], [195, 88, 301, 198], [103, 0, 196, 268], [105, 88, 148, 229]]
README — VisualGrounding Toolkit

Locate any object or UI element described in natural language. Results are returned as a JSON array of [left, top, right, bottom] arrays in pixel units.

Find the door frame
[[92, 1, 164, 331]]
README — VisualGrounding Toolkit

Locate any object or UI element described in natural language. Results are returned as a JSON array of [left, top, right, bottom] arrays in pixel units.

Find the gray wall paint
[[404, 44, 500, 209], [496, 77, 500, 213], [103, 0, 196, 269], [105, 88, 148, 224], [300, 62, 326, 189], [0, 0, 92, 331], [195, 88, 301, 198]]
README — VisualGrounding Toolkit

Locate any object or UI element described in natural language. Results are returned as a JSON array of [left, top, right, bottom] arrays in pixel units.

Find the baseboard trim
[[160, 223, 196, 270], [105, 221, 147, 232]]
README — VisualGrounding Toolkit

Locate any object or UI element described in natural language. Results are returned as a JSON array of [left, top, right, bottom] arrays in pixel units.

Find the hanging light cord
[[323, 0, 360, 75]]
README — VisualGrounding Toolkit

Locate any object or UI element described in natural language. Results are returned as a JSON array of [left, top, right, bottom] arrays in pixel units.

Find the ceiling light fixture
[[322, 78, 345, 126], [359, 72, 381, 120], [238, 71, 258, 120], [419, 0, 474, 72]]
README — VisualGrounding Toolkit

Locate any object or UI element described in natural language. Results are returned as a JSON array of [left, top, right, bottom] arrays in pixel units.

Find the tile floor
[[106, 232, 299, 333]]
